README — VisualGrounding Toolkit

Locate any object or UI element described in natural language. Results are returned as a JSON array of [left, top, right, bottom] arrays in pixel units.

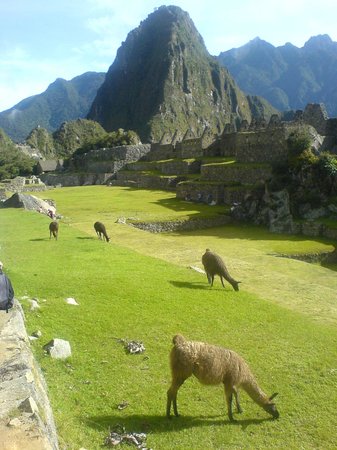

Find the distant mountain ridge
[[217, 34, 337, 116], [88, 5, 276, 142], [0, 72, 105, 142]]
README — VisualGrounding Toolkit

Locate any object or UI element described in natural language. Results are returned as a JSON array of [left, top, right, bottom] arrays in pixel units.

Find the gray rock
[[65, 297, 79, 305], [43, 339, 72, 359]]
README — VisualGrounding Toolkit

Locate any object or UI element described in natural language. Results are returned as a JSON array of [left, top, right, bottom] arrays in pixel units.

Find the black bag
[[0, 275, 14, 313]]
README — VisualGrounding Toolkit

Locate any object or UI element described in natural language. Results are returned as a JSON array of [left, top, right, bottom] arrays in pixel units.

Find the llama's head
[[232, 280, 241, 291], [263, 392, 279, 419]]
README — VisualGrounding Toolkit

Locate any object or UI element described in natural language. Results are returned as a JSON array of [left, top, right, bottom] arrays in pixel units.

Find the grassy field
[[1, 186, 337, 449]]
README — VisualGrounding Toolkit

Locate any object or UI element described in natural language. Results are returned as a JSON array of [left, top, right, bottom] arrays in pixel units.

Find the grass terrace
[[0, 185, 336, 449]]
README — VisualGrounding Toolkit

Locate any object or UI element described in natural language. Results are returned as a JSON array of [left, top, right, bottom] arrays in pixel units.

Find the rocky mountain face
[[88, 5, 276, 142], [0, 72, 105, 143], [218, 35, 337, 117]]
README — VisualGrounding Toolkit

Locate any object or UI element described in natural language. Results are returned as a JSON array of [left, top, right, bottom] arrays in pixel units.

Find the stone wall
[[72, 144, 151, 174], [114, 172, 183, 190], [130, 215, 232, 232], [201, 163, 272, 184], [0, 303, 58, 449], [234, 128, 288, 164], [40, 172, 112, 187], [302, 103, 329, 135], [127, 159, 201, 175], [175, 138, 203, 158], [176, 181, 254, 205], [143, 144, 176, 162], [158, 159, 201, 175], [176, 181, 225, 203]]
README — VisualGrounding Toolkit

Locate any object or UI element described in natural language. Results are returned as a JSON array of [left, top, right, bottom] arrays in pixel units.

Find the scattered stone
[[104, 424, 149, 449], [126, 341, 145, 354], [117, 401, 129, 410], [19, 396, 39, 414], [115, 217, 127, 224], [30, 299, 40, 311], [65, 297, 79, 305], [32, 330, 42, 338], [114, 338, 146, 354], [43, 339, 72, 359]]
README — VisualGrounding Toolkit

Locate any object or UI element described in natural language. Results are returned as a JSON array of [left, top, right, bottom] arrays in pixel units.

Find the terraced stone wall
[[200, 163, 272, 184]]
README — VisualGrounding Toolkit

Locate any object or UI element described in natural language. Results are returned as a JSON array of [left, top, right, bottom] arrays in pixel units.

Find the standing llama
[[202, 249, 240, 291], [167, 334, 279, 422], [94, 221, 110, 242], [49, 221, 59, 240]]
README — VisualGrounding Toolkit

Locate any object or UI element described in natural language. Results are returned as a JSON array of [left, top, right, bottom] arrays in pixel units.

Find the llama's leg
[[233, 386, 242, 413], [220, 276, 225, 288], [224, 383, 235, 421], [211, 275, 214, 286], [206, 272, 212, 284], [167, 376, 189, 418]]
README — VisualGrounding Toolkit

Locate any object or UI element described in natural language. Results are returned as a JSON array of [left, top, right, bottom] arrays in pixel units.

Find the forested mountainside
[[218, 34, 337, 117], [0, 72, 105, 142]]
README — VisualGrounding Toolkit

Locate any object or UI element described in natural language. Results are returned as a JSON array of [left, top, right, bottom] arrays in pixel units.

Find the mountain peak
[[304, 34, 333, 49], [88, 5, 273, 141]]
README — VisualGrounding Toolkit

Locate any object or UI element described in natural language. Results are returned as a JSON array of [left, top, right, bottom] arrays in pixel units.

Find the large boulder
[[2, 193, 56, 215]]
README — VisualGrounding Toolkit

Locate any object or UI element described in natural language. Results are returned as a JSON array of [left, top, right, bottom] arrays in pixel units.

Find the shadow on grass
[[169, 280, 210, 290], [29, 238, 49, 241], [76, 236, 95, 240], [85, 413, 272, 434]]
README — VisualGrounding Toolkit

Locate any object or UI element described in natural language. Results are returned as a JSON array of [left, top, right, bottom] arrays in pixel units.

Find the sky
[[1, 0, 336, 111]]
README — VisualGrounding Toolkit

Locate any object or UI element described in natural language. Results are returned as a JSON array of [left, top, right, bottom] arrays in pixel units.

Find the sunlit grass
[[1, 187, 337, 449]]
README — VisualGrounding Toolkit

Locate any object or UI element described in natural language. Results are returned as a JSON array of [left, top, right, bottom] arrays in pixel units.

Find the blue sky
[[1, 0, 336, 111]]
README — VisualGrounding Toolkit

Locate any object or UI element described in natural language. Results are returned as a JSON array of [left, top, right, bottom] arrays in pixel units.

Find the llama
[[49, 221, 59, 240], [94, 221, 110, 242], [202, 249, 240, 291], [166, 334, 279, 422]]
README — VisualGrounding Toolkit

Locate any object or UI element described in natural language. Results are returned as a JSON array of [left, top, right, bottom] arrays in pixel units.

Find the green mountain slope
[[0, 72, 105, 142]]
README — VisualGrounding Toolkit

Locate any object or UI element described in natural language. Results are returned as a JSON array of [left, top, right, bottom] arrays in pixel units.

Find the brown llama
[[49, 221, 59, 240], [202, 249, 240, 291], [167, 334, 279, 422], [94, 221, 110, 242]]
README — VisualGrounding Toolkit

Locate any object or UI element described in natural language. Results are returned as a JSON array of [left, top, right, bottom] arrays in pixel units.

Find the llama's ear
[[269, 392, 278, 401]]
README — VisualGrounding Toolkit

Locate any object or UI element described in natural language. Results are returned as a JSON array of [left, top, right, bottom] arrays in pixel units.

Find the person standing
[[0, 261, 14, 313]]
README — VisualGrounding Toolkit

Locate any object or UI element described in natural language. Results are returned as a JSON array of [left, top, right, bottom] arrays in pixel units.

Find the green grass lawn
[[1, 186, 337, 449]]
